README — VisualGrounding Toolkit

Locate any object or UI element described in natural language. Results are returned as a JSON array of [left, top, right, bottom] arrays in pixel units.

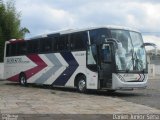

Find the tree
[[0, 0, 29, 62]]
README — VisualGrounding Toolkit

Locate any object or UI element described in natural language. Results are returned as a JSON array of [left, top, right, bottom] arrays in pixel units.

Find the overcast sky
[[8, 0, 160, 48]]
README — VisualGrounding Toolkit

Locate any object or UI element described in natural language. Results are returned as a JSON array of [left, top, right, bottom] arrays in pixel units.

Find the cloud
[[143, 35, 160, 50], [11, 0, 160, 42], [15, 0, 76, 37]]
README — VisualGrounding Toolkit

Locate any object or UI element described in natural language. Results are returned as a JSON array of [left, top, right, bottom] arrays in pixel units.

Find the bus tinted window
[[10, 43, 17, 56], [52, 37, 59, 52], [89, 28, 110, 44], [17, 42, 27, 55], [6, 44, 11, 57], [27, 40, 40, 54], [40, 38, 53, 53], [58, 35, 69, 51], [70, 32, 87, 51]]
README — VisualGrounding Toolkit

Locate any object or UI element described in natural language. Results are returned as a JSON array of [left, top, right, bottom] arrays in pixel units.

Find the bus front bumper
[[112, 73, 148, 90]]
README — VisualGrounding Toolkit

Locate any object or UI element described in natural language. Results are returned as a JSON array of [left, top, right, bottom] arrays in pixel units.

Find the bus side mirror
[[141, 42, 157, 55], [105, 38, 120, 49]]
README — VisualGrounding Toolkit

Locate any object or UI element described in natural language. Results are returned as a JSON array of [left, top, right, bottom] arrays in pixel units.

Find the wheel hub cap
[[79, 80, 85, 91]]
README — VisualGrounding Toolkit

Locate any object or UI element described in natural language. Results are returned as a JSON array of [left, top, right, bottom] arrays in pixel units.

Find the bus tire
[[19, 73, 27, 86], [77, 75, 86, 93]]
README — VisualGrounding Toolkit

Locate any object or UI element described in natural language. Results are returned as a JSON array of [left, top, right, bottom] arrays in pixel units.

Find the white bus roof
[[59, 25, 140, 35], [9, 25, 140, 41]]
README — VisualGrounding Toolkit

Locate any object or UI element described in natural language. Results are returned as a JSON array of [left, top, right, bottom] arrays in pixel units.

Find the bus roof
[[60, 25, 140, 34], [30, 25, 139, 39], [7, 25, 140, 42]]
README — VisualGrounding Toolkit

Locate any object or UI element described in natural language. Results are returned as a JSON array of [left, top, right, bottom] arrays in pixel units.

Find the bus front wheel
[[19, 73, 27, 86], [77, 75, 86, 93]]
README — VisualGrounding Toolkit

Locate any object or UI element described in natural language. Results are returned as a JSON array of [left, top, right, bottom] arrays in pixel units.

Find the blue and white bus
[[4, 26, 156, 92]]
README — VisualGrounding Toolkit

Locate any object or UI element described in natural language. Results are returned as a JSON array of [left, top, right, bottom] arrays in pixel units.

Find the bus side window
[[89, 28, 110, 44], [27, 40, 40, 54], [10, 43, 17, 56], [70, 32, 87, 51], [87, 44, 97, 65], [6, 44, 11, 57], [53, 37, 59, 52], [40, 38, 53, 53], [17, 42, 27, 55], [27, 41, 32, 54], [58, 35, 69, 51]]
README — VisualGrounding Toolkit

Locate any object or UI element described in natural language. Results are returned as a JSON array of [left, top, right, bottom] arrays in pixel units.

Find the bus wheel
[[19, 74, 27, 86], [77, 75, 86, 93]]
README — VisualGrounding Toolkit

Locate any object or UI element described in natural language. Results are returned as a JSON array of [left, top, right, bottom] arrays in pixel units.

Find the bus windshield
[[110, 29, 146, 72]]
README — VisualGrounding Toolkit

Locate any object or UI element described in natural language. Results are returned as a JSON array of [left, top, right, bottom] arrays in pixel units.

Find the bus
[[3, 26, 156, 93]]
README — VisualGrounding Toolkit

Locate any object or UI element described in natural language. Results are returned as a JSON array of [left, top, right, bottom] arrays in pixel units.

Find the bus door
[[98, 43, 115, 89]]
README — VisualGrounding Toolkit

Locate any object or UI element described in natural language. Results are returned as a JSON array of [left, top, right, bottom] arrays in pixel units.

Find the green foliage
[[0, 0, 29, 62]]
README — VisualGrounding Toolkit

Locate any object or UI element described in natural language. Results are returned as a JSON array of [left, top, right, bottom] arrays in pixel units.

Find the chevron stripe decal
[[34, 54, 62, 84], [52, 52, 79, 86], [25, 55, 47, 79], [7, 55, 47, 82]]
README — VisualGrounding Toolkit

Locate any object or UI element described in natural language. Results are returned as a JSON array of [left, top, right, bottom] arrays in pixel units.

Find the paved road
[[0, 79, 160, 119], [81, 79, 160, 110], [50, 79, 160, 110], [118, 79, 160, 110], [0, 80, 159, 114]]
